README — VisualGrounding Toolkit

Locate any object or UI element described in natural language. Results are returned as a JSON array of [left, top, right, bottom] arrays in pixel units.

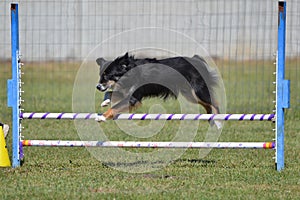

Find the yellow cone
[[0, 126, 11, 167]]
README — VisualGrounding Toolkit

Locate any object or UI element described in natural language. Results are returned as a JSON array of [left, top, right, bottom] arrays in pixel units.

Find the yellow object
[[0, 126, 11, 167]]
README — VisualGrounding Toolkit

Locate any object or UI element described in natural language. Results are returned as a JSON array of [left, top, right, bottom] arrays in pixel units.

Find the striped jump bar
[[22, 140, 275, 149], [20, 113, 275, 121]]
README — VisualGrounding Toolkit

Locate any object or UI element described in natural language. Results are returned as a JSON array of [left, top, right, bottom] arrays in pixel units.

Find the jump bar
[[22, 140, 275, 149], [20, 113, 275, 121]]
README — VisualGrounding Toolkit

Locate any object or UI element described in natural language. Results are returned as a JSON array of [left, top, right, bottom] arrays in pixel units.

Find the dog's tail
[[187, 55, 224, 114], [190, 55, 220, 88]]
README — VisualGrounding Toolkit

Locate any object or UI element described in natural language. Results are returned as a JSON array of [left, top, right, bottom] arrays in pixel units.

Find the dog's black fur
[[96, 52, 220, 120]]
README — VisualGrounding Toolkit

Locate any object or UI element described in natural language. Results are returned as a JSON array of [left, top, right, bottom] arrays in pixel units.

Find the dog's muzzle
[[96, 83, 108, 92]]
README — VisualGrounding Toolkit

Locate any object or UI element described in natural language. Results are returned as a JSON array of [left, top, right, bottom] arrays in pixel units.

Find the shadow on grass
[[175, 158, 216, 167], [101, 158, 216, 170]]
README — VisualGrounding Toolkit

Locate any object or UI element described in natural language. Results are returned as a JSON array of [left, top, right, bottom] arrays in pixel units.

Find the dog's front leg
[[95, 97, 131, 122], [103, 108, 117, 120], [95, 96, 141, 122], [95, 108, 116, 122]]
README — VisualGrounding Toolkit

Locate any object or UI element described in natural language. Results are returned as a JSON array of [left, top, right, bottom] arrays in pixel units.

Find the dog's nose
[[96, 83, 107, 91], [96, 83, 102, 91]]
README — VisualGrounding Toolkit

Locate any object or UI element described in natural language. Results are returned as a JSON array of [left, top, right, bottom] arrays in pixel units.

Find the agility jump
[[7, 2, 289, 171]]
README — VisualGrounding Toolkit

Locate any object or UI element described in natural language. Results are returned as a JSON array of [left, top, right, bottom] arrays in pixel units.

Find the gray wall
[[1, 0, 299, 61]]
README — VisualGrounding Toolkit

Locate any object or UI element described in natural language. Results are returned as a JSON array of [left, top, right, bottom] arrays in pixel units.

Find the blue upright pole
[[276, 1, 290, 171], [8, 3, 21, 168]]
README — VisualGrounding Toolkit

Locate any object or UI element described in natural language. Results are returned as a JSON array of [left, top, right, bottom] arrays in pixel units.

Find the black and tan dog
[[96, 52, 221, 125]]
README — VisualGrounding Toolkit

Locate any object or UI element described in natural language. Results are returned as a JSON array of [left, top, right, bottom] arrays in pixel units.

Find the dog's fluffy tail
[[188, 55, 224, 114], [190, 55, 220, 88]]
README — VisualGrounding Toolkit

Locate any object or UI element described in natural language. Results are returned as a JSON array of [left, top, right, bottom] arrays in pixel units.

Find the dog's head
[[96, 52, 134, 92]]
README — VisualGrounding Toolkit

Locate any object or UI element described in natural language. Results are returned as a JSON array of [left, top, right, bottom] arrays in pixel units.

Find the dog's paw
[[95, 114, 106, 122], [101, 99, 111, 107], [214, 120, 223, 130], [209, 120, 223, 130]]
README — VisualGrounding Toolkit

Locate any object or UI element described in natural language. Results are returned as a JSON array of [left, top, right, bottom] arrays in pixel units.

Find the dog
[[95, 52, 221, 127]]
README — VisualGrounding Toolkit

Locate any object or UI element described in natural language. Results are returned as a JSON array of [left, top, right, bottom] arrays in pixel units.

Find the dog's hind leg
[[189, 89, 223, 129], [197, 101, 222, 129], [197, 100, 215, 114], [186, 89, 215, 114]]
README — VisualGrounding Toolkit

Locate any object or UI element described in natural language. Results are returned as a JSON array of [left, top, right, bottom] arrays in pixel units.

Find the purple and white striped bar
[[20, 112, 98, 120], [20, 113, 275, 121], [22, 140, 275, 149]]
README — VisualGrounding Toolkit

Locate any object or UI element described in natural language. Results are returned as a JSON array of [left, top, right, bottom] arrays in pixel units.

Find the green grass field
[[0, 60, 299, 199]]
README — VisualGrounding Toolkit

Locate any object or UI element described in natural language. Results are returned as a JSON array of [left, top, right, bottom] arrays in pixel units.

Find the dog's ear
[[118, 52, 130, 66], [123, 52, 129, 59], [96, 58, 107, 66]]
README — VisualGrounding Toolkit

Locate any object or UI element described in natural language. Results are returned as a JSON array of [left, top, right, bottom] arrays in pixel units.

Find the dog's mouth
[[96, 80, 116, 92]]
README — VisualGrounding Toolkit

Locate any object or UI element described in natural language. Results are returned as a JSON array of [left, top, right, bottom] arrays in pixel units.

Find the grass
[[0, 60, 299, 199]]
